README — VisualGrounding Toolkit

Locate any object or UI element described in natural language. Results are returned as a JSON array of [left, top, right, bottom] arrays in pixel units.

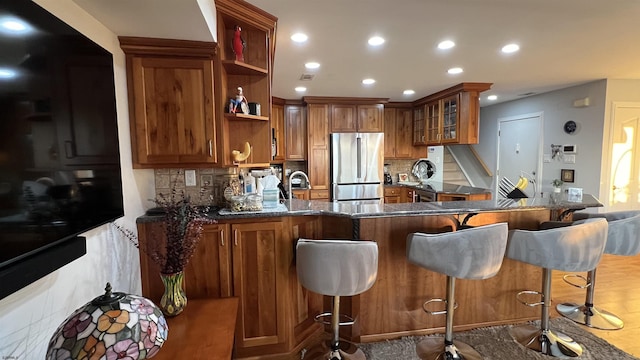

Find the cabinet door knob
[[234, 229, 238, 246], [220, 229, 224, 246], [208, 140, 213, 157]]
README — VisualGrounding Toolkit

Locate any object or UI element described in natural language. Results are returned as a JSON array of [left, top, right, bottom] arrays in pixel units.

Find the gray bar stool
[[506, 218, 608, 358], [406, 222, 508, 360], [296, 239, 378, 360], [556, 210, 640, 330]]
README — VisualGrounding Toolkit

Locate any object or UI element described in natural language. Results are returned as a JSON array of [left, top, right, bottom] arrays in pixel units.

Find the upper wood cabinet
[[215, 0, 277, 168], [305, 100, 330, 198], [413, 82, 492, 146], [384, 104, 426, 159], [285, 103, 306, 160], [120, 38, 218, 168], [271, 97, 285, 162], [326, 98, 386, 133]]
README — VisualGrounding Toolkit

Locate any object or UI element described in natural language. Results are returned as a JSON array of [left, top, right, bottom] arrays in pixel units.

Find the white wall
[[0, 1, 154, 358], [476, 80, 607, 196]]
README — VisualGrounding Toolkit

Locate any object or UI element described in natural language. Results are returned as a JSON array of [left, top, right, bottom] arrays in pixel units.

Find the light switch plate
[[185, 170, 197, 186], [564, 155, 576, 164]]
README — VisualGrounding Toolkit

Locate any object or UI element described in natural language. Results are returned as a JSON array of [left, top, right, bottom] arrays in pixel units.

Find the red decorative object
[[232, 25, 246, 62]]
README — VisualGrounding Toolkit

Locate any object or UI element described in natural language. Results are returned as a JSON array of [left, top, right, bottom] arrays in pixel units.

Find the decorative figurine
[[229, 87, 249, 114], [232, 25, 246, 62]]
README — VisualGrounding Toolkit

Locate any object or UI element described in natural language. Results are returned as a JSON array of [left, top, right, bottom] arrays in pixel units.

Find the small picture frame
[[561, 169, 575, 183], [398, 173, 408, 182]]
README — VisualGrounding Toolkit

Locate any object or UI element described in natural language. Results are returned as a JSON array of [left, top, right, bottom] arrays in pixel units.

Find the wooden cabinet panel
[[357, 104, 384, 132], [383, 108, 397, 157], [285, 105, 306, 160], [385, 106, 426, 159], [271, 102, 285, 161], [292, 189, 310, 200], [184, 224, 232, 298], [309, 189, 330, 200], [330, 104, 357, 132], [307, 104, 330, 190], [402, 188, 416, 203], [231, 221, 287, 350], [127, 55, 217, 167]]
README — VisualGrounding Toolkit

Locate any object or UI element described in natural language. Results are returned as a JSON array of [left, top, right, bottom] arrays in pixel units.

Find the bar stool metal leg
[[556, 269, 624, 330], [509, 269, 583, 358], [416, 276, 482, 360]]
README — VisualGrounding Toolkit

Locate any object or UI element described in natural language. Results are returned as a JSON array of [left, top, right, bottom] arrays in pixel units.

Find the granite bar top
[[137, 193, 602, 222], [388, 181, 491, 195]]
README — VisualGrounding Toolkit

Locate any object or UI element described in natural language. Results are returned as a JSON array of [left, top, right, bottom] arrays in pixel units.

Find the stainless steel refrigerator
[[331, 132, 384, 202]]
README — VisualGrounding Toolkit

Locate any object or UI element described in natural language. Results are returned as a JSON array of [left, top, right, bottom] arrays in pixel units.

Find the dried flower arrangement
[[115, 176, 216, 274]]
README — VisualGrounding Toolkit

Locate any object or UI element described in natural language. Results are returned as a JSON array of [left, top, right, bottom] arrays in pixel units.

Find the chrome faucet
[[288, 171, 311, 199]]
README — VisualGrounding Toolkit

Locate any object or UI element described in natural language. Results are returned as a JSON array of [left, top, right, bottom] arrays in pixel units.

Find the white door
[[606, 103, 640, 211], [496, 113, 543, 198]]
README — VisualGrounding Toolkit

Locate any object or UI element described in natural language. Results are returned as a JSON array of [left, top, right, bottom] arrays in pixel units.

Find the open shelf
[[222, 60, 268, 76], [224, 113, 269, 121]]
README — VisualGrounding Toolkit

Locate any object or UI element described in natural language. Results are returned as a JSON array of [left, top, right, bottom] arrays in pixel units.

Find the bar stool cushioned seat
[[407, 222, 509, 360], [556, 210, 640, 330], [297, 239, 378, 360], [506, 218, 608, 358]]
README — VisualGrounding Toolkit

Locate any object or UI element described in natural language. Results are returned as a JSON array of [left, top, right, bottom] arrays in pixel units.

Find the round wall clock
[[564, 120, 577, 134]]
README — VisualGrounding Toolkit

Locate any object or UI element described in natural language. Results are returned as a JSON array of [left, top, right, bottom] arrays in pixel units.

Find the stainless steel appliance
[[415, 188, 437, 202], [331, 133, 384, 202]]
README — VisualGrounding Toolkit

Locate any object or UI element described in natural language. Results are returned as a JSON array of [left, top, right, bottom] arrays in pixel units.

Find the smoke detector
[[299, 74, 314, 81]]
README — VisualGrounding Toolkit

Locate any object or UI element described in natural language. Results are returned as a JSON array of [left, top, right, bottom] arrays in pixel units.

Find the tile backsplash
[[385, 159, 421, 183]]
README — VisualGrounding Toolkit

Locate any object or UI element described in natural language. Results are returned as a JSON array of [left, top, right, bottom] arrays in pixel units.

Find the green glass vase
[[159, 271, 187, 316]]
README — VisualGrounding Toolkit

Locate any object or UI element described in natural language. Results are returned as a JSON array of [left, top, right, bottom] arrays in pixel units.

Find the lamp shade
[[46, 283, 168, 359]]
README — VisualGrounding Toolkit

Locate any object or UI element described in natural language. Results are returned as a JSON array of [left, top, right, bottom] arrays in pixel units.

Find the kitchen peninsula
[[136, 194, 601, 359]]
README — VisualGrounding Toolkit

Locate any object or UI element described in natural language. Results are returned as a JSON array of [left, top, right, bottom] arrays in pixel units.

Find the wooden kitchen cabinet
[[383, 187, 401, 203], [328, 99, 386, 133], [230, 221, 287, 352], [215, 0, 277, 167], [305, 101, 330, 199], [285, 102, 306, 160], [120, 38, 218, 168], [437, 192, 491, 202], [384, 105, 426, 159], [292, 189, 310, 200], [271, 98, 285, 161], [414, 82, 492, 146], [137, 216, 324, 359]]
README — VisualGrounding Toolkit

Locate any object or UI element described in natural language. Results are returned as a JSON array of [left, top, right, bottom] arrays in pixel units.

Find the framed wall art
[[561, 169, 575, 183]]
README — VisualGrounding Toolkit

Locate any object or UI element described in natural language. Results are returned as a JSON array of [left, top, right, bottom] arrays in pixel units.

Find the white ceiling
[[73, 0, 640, 105]]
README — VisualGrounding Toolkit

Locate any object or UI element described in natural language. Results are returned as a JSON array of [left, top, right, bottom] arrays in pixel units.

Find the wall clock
[[564, 120, 577, 134]]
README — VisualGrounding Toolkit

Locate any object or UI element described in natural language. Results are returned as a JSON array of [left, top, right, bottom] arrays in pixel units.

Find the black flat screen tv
[[0, 1, 123, 299]]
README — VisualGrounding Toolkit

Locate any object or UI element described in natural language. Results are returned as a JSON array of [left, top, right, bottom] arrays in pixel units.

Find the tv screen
[[0, 1, 123, 297]]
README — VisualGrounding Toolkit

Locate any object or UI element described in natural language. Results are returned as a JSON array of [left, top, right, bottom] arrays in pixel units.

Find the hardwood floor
[[551, 253, 640, 356]]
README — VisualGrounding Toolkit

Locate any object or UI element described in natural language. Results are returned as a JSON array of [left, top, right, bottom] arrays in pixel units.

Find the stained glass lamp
[[46, 283, 168, 359]]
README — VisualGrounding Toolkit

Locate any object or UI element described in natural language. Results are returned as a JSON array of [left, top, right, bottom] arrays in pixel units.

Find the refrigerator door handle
[[356, 136, 362, 180]]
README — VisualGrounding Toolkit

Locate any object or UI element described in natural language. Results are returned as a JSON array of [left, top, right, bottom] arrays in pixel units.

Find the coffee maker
[[383, 164, 393, 185]]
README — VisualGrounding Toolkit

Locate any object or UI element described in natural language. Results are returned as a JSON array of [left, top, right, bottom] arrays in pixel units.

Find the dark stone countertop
[[137, 193, 602, 222], [389, 181, 492, 195]]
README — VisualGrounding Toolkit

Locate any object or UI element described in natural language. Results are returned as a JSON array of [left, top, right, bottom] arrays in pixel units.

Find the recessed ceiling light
[[403, 89, 415, 95], [502, 43, 520, 53], [438, 40, 455, 50], [305, 62, 320, 70], [368, 36, 385, 46], [362, 78, 376, 85], [0, 17, 31, 34], [0, 68, 17, 79], [295, 86, 307, 92], [487, 95, 498, 101], [291, 33, 308, 43], [447, 67, 463, 75]]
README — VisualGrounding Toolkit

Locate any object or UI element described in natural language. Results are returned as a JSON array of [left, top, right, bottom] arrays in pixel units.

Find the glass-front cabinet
[[441, 94, 459, 143], [413, 105, 425, 145], [412, 82, 492, 146]]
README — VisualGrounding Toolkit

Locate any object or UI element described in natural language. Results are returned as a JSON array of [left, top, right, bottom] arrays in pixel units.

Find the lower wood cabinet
[[137, 216, 323, 359]]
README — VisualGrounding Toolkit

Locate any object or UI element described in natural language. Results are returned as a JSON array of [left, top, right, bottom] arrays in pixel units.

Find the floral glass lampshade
[[46, 283, 168, 360]]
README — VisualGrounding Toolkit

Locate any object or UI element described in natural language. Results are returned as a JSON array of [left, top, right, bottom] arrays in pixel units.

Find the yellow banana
[[232, 141, 251, 162], [514, 176, 524, 190], [520, 177, 528, 190]]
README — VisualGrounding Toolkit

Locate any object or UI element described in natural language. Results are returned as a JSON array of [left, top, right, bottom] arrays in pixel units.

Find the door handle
[[220, 229, 224, 246]]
